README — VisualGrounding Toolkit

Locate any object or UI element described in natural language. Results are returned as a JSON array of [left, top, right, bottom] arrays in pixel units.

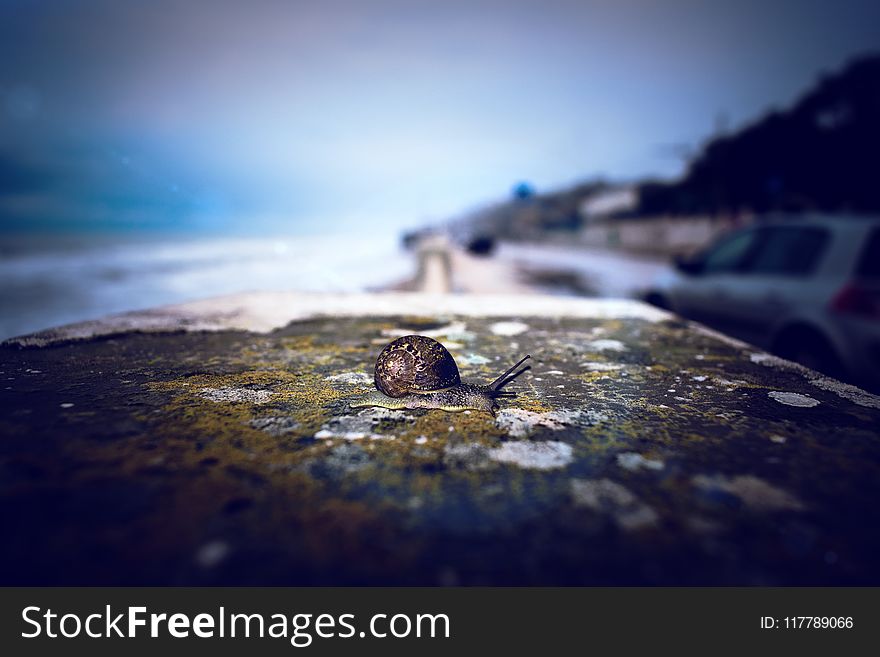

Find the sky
[[1, 0, 879, 235]]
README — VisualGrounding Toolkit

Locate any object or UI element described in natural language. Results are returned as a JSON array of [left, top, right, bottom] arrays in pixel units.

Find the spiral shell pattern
[[374, 335, 461, 398]]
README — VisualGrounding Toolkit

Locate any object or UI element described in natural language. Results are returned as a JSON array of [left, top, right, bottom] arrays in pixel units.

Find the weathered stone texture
[[2, 310, 879, 585]]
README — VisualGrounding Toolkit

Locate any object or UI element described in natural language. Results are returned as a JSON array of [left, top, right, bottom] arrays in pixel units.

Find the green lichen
[[3, 313, 880, 586]]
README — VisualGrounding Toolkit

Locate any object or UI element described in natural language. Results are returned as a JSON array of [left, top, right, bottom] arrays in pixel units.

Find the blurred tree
[[639, 54, 880, 217]]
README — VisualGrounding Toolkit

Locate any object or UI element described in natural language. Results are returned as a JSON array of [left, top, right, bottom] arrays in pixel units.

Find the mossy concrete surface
[[2, 309, 879, 584]]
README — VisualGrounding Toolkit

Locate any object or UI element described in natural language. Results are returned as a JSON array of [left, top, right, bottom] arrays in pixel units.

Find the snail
[[351, 335, 530, 415]]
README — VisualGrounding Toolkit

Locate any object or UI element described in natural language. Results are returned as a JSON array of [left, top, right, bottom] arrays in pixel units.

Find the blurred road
[[397, 238, 667, 298], [400, 239, 669, 298], [496, 241, 668, 298]]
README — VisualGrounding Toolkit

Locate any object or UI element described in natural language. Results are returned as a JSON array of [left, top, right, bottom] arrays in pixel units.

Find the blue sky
[[1, 0, 879, 235]]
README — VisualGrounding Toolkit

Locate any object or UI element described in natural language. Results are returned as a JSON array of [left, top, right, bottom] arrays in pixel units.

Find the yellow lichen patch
[[642, 402, 676, 418], [575, 370, 620, 385], [148, 368, 296, 390], [140, 368, 347, 468], [511, 396, 553, 413], [149, 368, 347, 406], [278, 334, 370, 361], [400, 409, 504, 445], [597, 319, 625, 333], [278, 334, 320, 351]]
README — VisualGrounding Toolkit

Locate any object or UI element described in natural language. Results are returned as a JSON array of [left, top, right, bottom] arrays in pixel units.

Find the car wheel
[[774, 327, 843, 379], [644, 291, 671, 310]]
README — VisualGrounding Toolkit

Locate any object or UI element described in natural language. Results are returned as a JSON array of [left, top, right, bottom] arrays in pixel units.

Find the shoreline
[[2, 230, 671, 343]]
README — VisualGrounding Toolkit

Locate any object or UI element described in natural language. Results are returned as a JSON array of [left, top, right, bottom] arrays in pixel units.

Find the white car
[[646, 216, 880, 389]]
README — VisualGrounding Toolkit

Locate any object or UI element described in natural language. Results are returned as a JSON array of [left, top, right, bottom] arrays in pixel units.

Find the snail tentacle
[[489, 354, 531, 390]]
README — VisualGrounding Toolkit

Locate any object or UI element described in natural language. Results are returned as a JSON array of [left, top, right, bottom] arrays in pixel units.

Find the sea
[[0, 232, 413, 340]]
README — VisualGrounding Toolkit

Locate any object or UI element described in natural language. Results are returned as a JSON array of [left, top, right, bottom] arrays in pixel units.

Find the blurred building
[[579, 186, 638, 223], [451, 54, 880, 257]]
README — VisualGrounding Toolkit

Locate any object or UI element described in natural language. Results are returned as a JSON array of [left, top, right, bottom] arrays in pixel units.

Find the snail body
[[351, 335, 530, 415]]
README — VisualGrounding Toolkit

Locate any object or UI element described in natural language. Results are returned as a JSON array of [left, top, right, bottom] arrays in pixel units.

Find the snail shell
[[353, 334, 530, 414], [374, 335, 461, 398]]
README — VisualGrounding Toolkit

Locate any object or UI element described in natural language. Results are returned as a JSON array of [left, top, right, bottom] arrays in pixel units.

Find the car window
[[856, 228, 880, 278], [701, 230, 758, 274], [742, 227, 829, 276]]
